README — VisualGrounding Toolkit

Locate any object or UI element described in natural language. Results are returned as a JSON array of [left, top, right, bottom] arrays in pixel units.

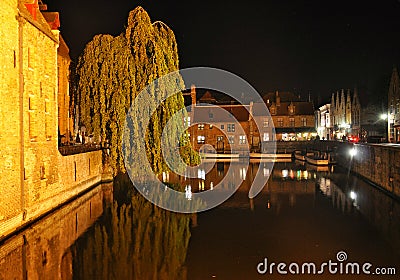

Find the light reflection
[[210, 181, 214, 190], [198, 169, 206, 180], [282, 169, 289, 178], [240, 167, 247, 180], [185, 185, 192, 200], [263, 168, 270, 177], [350, 191, 357, 200]]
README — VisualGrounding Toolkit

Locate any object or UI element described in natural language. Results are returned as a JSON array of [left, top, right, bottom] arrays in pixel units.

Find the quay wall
[[335, 143, 400, 198], [276, 140, 400, 198], [0, 150, 112, 242]]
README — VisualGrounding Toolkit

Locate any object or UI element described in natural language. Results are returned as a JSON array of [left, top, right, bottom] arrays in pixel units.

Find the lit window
[[263, 119, 269, 127], [263, 132, 269, 141], [198, 124, 204, 130], [209, 124, 213, 129], [221, 124, 224, 130], [301, 118, 307, 127], [197, 135, 205, 144], [227, 124, 235, 132], [239, 135, 246, 144], [289, 117, 295, 127], [277, 118, 283, 127], [228, 136, 234, 144]]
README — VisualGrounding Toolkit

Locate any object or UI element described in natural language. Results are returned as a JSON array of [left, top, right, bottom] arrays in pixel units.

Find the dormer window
[[288, 103, 295, 115], [270, 105, 277, 115]]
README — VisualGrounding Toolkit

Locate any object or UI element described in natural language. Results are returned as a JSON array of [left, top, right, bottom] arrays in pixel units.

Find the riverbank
[[0, 150, 113, 243]]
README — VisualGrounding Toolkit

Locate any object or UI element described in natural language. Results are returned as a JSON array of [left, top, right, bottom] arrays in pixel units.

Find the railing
[[58, 143, 103, 156]]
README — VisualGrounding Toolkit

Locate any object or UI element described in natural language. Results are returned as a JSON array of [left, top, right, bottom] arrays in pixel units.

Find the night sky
[[45, 0, 400, 104]]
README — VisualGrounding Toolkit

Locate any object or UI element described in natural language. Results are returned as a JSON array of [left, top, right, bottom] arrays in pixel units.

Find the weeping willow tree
[[73, 6, 198, 175]]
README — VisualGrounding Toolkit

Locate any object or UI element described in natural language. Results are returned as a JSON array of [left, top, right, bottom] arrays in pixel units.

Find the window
[[209, 112, 213, 119], [263, 132, 270, 141], [197, 135, 205, 144], [184, 116, 191, 127], [220, 124, 224, 130], [45, 100, 51, 140], [209, 124, 213, 129], [263, 119, 269, 128], [270, 106, 276, 115], [198, 124, 204, 130], [227, 124, 235, 132], [301, 118, 307, 126], [239, 135, 246, 144], [277, 118, 283, 127], [289, 117, 295, 127], [228, 136, 234, 144]]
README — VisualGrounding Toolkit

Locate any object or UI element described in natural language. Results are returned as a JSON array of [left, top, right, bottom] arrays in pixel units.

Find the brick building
[[0, 0, 102, 239], [262, 91, 316, 141], [186, 87, 316, 154]]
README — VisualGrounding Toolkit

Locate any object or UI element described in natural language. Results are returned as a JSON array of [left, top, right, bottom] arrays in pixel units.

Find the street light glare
[[380, 113, 388, 120]]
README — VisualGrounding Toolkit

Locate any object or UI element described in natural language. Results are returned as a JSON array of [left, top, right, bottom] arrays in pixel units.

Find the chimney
[[275, 90, 280, 106], [38, 0, 48, 11]]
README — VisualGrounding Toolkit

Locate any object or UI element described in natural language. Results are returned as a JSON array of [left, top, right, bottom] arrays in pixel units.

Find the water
[[0, 160, 399, 280]]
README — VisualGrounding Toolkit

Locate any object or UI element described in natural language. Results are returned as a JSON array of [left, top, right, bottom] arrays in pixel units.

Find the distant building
[[315, 104, 331, 140], [186, 88, 316, 154], [330, 88, 361, 139], [263, 91, 316, 141], [388, 66, 400, 142]]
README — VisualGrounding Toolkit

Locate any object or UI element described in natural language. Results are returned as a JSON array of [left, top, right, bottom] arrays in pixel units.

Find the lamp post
[[380, 113, 388, 142]]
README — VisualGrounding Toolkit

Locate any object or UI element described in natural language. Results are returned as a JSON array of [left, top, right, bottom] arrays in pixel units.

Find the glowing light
[[282, 169, 289, 178], [198, 169, 205, 180], [350, 191, 357, 200], [349, 148, 357, 157], [185, 185, 192, 200], [263, 168, 270, 177], [380, 113, 388, 120]]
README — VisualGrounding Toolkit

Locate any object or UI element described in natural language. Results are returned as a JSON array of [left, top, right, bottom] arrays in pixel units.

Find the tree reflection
[[72, 175, 191, 280]]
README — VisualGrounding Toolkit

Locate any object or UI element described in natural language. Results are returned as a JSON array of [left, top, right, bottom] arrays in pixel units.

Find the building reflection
[[317, 171, 400, 252], [164, 160, 322, 212], [0, 184, 111, 279]]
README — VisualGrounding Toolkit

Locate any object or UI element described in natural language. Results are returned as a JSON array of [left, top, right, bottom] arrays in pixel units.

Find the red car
[[348, 135, 359, 143]]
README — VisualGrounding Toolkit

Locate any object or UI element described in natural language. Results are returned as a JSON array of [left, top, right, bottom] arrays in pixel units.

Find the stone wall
[[0, 183, 109, 280], [0, 150, 107, 241], [336, 143, 400, 198]]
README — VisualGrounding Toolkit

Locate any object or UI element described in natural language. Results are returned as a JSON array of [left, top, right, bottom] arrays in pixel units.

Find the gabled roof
[[268, 101, 314, 116], [193, 105, 250, 123]]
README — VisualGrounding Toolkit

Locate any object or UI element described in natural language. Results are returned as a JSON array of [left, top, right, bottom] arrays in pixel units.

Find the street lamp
[[379, 113, 389, 142]]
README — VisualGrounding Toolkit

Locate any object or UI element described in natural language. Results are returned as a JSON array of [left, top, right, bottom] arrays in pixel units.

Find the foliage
[[72, 7, 199, 175]]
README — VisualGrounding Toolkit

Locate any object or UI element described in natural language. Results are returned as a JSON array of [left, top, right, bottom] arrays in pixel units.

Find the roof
[[269, 101, 315, 116], [262, 91, 301, 103], [193, 104, 250, 123], [42, 12, 60, 30], [58, 35, 70, 60], [18, 0, 59, 43]]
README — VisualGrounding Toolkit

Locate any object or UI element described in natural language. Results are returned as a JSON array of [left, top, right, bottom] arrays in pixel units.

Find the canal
[[0, 160, 399, 279]]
